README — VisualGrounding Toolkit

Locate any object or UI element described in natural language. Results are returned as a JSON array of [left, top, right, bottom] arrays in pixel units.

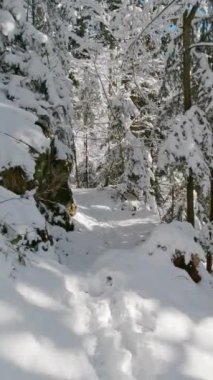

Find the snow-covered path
[[55, 188, 159, 271], [0, 188, 213, 380], [73, 188, 159, 248]]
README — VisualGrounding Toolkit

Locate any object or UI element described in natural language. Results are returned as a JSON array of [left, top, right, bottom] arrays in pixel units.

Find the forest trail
[[0, 188, 213, 380], [55, 188, 160, 271]]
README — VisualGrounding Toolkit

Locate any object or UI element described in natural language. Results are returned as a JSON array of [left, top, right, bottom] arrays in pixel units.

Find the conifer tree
[[158, 1, 213, 226]]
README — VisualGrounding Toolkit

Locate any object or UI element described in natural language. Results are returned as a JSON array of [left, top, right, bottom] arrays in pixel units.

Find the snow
[[1, 1, 212, 377], [0, 188, 212, 380], [7, 75, 49, 115], [24, 23, 49, 45], [142, 220, 206, 263], [54, 188, 159, 271], [0, 92, 49, 177], [27, 54, 48, 81], [54, 136, 72, 161], [0, 186, 45, 237], [159, 106, 212, 189], [0, 10, 16, 36]]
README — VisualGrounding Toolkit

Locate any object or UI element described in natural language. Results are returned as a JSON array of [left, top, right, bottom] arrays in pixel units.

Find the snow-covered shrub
[[143, 221, 205, 282], [0, 96, 74, 248]]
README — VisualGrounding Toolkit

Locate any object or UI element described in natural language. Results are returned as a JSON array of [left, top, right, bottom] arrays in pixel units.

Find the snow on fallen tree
[[142, 221, 205, 283], [88, 221, 207, 285]]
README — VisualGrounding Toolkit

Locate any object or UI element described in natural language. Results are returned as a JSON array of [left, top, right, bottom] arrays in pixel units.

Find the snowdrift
[[0, 219, 212, 380]]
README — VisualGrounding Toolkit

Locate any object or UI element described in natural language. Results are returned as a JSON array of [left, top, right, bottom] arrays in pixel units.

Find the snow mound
[[0, 236, 212, 380], [86, 242, 213, 379], [0, 187, 45, 238], [142, 221, 205, 263], [0, 93, 49, 178]]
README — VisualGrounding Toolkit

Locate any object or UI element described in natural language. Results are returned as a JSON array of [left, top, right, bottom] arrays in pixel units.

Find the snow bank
[[0, 234, 212, 380], [0, 187, 45, 238], [0, 94, 49, 178], [0, 188, 211, 380], [87, 241, 213, 379], [142, 221, 205, 263]]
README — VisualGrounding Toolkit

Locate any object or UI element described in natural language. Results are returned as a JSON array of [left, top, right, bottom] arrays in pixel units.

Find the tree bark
[[183, 11, 192, 111], [207, 169, 213, 273], [210, 168, 213, 222], [182, 5, 198, 226], [72, 137, 79, 188], [85, 132, 89, 188], [187, 168, 194, 226], [32, 0, 35, 25], [206, 253, 212, 274]]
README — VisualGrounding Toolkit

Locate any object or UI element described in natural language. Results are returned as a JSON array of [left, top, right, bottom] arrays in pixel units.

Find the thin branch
[[0, 132, 40, 154], [127, 0, 177, 53], [93, 58, 116, 120], [0, 197, 25, 205], [121, 0, 178, 116], [189, 42, 213, 49], [131, 59, 159, 113]]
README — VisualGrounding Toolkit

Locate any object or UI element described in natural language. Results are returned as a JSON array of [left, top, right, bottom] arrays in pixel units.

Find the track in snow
[[54, 188, 159, 271], [0, 188, 213, 380]]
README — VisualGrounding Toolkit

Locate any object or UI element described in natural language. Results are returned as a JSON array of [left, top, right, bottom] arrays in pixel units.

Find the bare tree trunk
[[171, 181, 175, 220], [207, 168, 213, 273], [187, 168, 194, 226], [83, 93, 89, 188], [182, 5, 198, 226], [72, 137, 79, 188], [85, 132, 89, 188], [32, 0, 36, 25], [26, 0, 30, 21], [210, 168, 213, 222], [183, 10, 192, 111], [206, 253, 212, 273]]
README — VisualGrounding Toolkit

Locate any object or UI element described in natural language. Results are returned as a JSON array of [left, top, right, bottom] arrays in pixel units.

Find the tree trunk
[[206, 253, 212, 274], [206, 169, 213, 273], [210, 168, 213, 222], [171, 175, 175, 220], [32, 0, 35, 25], [26, 0, 30, 21], [73, 138, 79, 188], [183, 11, 192, 112], [85, 132, 89, 188], [187, 168, 194, 226], [182, 6, 198, 226]]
